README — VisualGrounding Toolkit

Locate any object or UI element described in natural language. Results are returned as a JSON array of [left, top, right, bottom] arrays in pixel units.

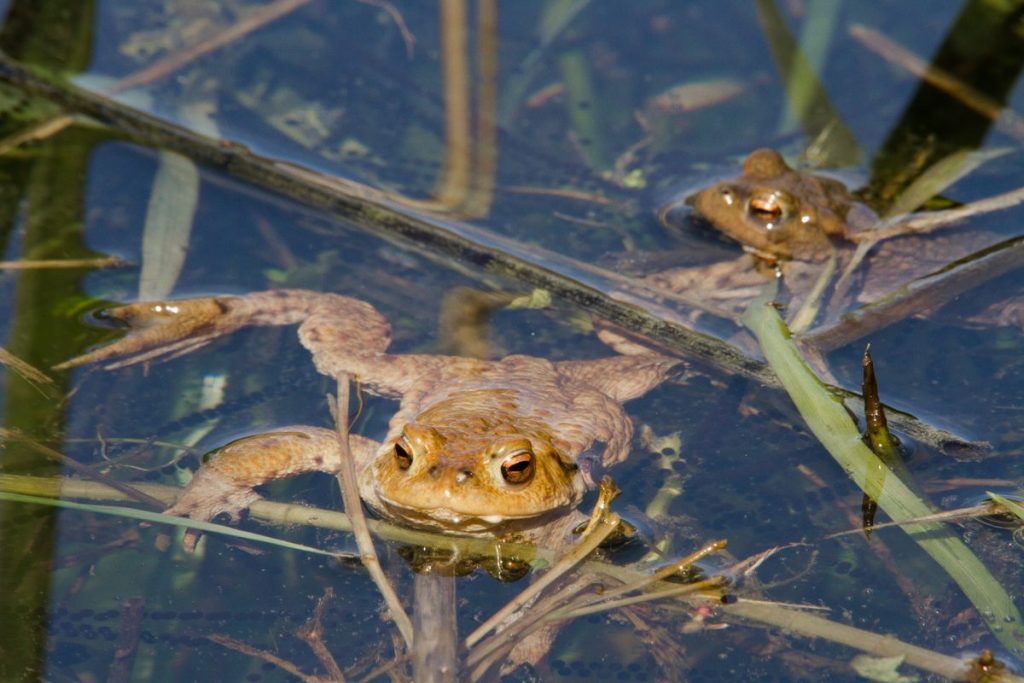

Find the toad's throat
[[376, 494, 573, 534]]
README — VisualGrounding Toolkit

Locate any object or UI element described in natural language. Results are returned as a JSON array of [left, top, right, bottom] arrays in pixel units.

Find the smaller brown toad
[[682, 148, 878, 261], [650, 148, 1017, 331]]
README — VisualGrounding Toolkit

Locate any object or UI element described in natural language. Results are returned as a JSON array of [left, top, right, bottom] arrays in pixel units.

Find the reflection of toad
[[57, 290, 679, 548], [652, 148, 1014, 328]]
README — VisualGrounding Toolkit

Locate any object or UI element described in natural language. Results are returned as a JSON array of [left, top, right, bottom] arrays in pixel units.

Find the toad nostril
[[428, 465, 440, 478], [455, 469, 473, 484]]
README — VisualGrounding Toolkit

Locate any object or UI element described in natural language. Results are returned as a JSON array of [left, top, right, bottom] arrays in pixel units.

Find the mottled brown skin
[[58, 290, 678, 543], [685, 148, 877, 261]]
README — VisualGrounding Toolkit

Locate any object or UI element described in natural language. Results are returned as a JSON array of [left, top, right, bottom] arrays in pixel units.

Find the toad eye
[[394, 439, 413, 470], [500, 450, 535, 484], [747, 192, 786, 226]]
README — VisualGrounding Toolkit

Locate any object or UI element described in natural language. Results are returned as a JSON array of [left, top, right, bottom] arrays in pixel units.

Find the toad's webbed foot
[[166, 464, 264, 553], [55, 297, 247, 371]]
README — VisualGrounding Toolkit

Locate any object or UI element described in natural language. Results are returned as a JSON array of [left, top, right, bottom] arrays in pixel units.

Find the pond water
[[1, 1, 1023, 681]]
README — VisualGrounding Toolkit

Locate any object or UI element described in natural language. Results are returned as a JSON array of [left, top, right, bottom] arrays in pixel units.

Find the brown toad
[[651, 148, 1015, 329], [57, 290, 679, 546]]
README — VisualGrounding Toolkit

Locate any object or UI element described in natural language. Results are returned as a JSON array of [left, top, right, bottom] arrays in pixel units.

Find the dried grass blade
[[0, 490, 342, 557], [0, 345, 56, 391], [849, 24, 1024, 143], [463, 477, 621, 650]]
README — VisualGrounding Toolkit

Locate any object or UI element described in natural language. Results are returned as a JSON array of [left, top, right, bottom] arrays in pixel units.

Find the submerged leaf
[[643, 78, 745, 116], [138, 150, 199, 300], [850, 654, 920, 683]]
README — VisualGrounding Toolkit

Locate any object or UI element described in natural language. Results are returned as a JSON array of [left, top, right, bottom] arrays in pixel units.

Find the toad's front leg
[[168, 427, 381, 551]]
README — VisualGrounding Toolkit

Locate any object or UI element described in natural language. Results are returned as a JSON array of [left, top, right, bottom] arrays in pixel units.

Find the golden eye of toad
[[748, 194, 784, 225], [500, 450, 535, 484], [394, 441, 413, 470]]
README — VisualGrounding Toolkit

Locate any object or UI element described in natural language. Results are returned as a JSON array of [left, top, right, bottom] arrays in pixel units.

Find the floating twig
[[563, 539, 727, 615], [466, 576, 594, 679], [552, 576, 725, 621], [867, 184, 1024, 241]]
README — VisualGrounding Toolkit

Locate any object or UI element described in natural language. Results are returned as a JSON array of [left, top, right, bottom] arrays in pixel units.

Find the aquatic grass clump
[[743, 285, 1024, 659]]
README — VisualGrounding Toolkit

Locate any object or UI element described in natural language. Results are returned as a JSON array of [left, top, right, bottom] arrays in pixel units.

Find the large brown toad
[[57, 290, 679, 546]]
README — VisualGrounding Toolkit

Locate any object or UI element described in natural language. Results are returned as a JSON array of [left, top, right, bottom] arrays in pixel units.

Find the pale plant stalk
[[465, 576, 594, 674], [331, 374, 414, 648], [551, 577, 726, 622]]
